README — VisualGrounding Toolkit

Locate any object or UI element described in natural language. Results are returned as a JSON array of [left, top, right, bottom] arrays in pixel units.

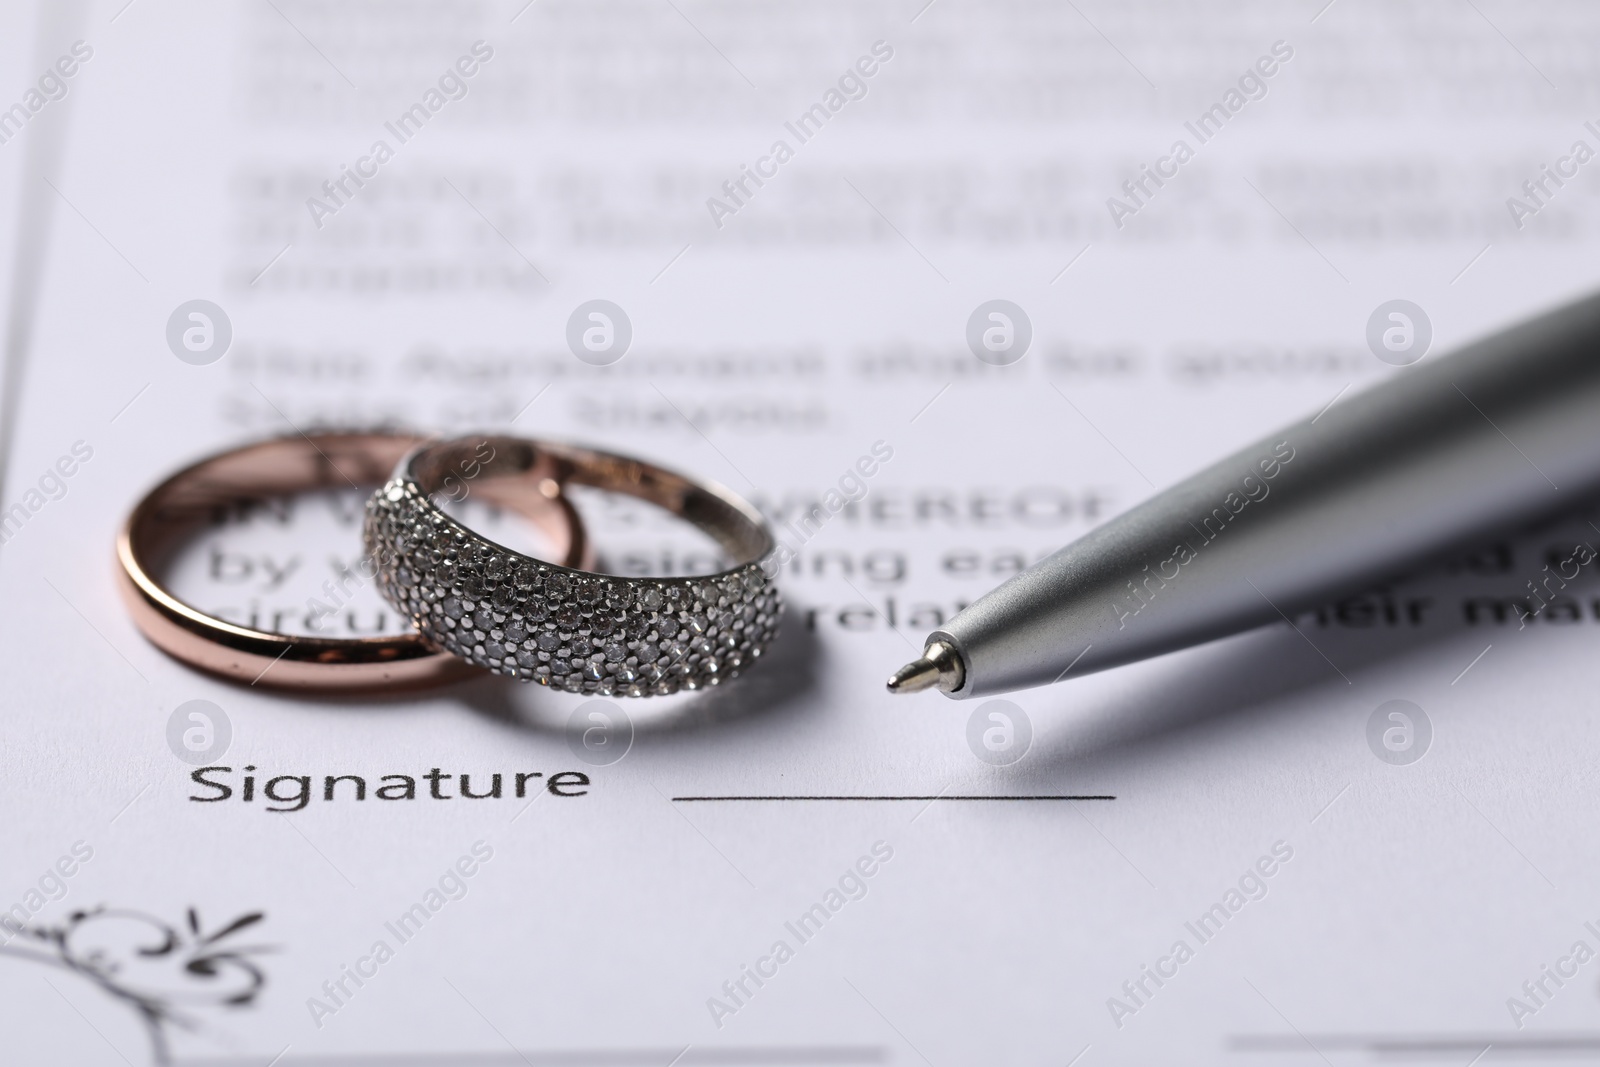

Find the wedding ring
[[117, 432, 590, 690], [365, 435, 782, 697]]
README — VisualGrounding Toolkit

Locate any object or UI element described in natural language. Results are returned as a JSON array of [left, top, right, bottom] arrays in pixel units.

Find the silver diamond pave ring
[[365, 435, 782, 697]]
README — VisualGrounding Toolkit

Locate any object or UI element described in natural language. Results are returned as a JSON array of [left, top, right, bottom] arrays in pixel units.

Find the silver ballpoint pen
[[888, 292, 1600, 699]]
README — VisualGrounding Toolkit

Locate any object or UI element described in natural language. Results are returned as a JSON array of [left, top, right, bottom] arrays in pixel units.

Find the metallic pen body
[[911, 293, 1600, 698]]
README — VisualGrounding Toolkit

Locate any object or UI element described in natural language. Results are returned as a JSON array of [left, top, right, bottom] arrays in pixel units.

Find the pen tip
[[885, 640, 965, 695], [886, 657, 941, 694]]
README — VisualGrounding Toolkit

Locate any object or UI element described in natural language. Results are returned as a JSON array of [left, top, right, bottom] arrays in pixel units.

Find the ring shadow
[[444, 600, 824, 738], [218, 597, 821, 741]]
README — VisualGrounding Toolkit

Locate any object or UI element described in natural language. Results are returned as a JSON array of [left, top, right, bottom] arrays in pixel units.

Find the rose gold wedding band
[[116, 432, 591, 691]]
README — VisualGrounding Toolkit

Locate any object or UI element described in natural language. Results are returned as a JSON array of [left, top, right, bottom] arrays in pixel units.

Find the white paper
[[6, 1, 1600, 1064]]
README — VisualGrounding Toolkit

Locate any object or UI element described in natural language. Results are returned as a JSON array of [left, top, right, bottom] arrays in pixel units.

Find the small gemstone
[[604, 643, 626, 663], [442, 597, 464, 620], [689, 615, 709, 635], [570, 636, 592, 658], [550, 658, 571, 674], [524, 602, 548, 623], [516, 650, 538, 669], [437, 560, 458, 585], [640, 663, 663, 683], [615, 666, 638, 683], [505, 622, 527, 644], [636, 641, 659, 662], [582, 662, 605, 682], [547, 573, 571, 598], [536, 632, 561, 652], [485, 641, 506, 658], [492, 587, 514, 611], [575, 582, 600, 604], [657, 617, 679, 638], [462, 573, 485, 598], [557, 605, 581, 628], [591, 614, 617, 637], [485, 555, 508, 580], [514, 565, 539, 590], [743, 569, 763, 590], [563, 673, 584, 692], [692, 637, 714, 655], [432, 529, 454, 550], [641, 587, 664, 611], [474, 608, 496, 631]]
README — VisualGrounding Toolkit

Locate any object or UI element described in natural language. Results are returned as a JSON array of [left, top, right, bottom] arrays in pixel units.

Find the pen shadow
[[1027, 513, 1600, 772], [445, 601, 824, 738], [1026, 623, 1408, 772]]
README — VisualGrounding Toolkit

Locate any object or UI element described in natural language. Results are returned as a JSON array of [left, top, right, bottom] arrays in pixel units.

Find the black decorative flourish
[[0, 906, 270, 1065]]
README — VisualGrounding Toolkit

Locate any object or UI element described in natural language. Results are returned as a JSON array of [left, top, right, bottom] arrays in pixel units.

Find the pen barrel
[[938, 293, 1600, 698]]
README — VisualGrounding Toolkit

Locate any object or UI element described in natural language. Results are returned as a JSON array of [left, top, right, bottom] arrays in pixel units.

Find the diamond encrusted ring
[[365, 436, 782, 697]]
